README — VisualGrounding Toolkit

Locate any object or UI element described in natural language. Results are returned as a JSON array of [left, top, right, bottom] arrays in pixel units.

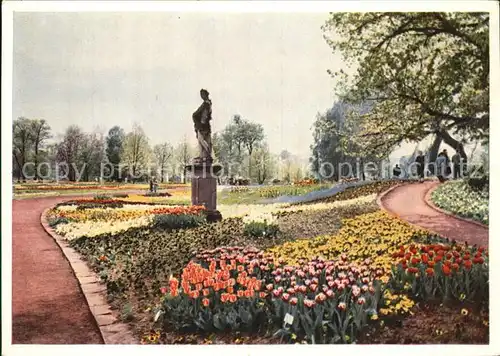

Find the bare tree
[[56, 125, 85, 181], [175, 136, 193, 184], [123, 123, 151, 182], [153, 143, 173, 183], [80, 130, 105, 181], [12, 117, 33, 182], [30, 119, 52, 180]]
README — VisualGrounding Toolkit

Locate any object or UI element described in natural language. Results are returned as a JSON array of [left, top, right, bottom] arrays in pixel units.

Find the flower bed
[[300, 180, 407, 205], [431, 180, 488, 225], [159, 247, 387, 344], [266, 211, 437, 272], [47, 200, 207, 240], [153, 215, 488, 344]]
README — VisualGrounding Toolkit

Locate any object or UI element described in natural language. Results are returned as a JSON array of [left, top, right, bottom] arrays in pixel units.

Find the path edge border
[[423, 184, 489, 230], [40, 208, 138, 345]]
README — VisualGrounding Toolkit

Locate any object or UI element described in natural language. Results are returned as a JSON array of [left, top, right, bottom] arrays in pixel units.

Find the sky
[[13, 12, 341, 159], [13, 11, 474, 164]]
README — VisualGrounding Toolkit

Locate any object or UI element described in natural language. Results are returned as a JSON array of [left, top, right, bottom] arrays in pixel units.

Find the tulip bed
[[151, 211, 488, 345], [431, 180, 488, 225]]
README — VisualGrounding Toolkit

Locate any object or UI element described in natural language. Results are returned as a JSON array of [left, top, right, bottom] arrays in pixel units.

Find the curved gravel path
[[12, 196, 104, 344], [380, 181, 488, 247]]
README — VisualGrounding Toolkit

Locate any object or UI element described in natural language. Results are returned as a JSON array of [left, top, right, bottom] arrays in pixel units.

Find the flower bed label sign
[[284, 313, 294, 326]]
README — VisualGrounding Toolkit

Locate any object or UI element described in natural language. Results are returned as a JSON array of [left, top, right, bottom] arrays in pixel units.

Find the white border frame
[[2, 2, 499, 356]]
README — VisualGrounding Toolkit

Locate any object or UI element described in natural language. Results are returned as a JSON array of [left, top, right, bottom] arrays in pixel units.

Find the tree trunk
[[427, 134, 442, 175]]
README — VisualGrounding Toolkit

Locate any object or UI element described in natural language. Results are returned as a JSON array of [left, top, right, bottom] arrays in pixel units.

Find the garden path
[[12, 196, 104, 344], [380, 181, 488, 247]]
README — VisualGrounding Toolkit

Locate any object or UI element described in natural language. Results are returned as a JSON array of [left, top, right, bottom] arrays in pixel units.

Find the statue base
[[185, 160, 223, 223]]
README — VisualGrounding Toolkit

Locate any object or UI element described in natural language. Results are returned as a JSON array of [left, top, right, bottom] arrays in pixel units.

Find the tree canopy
[[323, 12, 489, 157]]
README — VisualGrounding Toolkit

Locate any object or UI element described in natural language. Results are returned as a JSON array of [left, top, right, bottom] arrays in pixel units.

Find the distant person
[[152, 176, 158, 193], [415, 151, 425, 182], [149, 178, 154, 192], [443, 149, 451, 176], [452, 151, 462, 179], [393, 164, 402, 178], [436, 152, 447, 182]]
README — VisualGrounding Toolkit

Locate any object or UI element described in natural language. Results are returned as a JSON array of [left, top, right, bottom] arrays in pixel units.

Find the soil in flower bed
[[358, 301, 488, 344]]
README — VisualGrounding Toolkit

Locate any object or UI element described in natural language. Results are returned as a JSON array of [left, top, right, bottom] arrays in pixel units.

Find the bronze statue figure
[[192, 89, 213, 162]]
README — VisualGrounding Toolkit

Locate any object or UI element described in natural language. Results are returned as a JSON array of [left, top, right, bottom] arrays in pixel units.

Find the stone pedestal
[[185, 161, 223, 222]]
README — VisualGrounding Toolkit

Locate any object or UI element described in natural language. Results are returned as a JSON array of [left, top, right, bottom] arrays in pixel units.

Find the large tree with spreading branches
[[323, 12, 489, 161]]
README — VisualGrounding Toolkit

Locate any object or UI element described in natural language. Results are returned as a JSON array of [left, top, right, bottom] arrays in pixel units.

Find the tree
[[56, 125, 86, 181], [122, 123, 151, 182], [310, 101, 381, 181], [323, 13, 489, 161], [214, 115, 265, 181], [12, 117, 33, 182], [105, 126, 125, 181], [153, 143, 173, 183], [80, 131, 105, 181], [251, 143, 276, 184], [175, 137, 194, 184], [30, 119, 52, 180], [241, 120, 265, 179]]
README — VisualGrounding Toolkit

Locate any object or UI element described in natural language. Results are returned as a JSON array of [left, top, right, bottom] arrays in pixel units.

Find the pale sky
[[13, 12, 342, 159], [14, 11, 471, 163]]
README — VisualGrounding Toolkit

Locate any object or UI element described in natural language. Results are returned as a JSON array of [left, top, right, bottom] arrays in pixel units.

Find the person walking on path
[[452, 151, 462, 179], [436, 152, 447, 182], [415, 151, 425, 182]]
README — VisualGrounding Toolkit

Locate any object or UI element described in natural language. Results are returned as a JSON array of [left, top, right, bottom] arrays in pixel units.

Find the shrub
[[244, 220, 280, 239], [94, 194, 112, 200], [112, 193, 129, 198], [48, 216, 69, 228], [153, 213, 206, 230], [144, 192, 172, 197], [467, 176, 488, 192]]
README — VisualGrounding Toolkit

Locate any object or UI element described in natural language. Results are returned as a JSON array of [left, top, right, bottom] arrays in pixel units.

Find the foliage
[[12, 117, 52, 181], [467, 176, 489, 192], [122, 123, 151, 180], [258, 184, 331, 199], [153, 213, 206, 231], [323, 13, 489, 157], [105, 126, 126, 181], [153, 143, 174, 183], [431, 180, 488, 224], [243, 214, 280, 239], [144, 192, 172, 197], [310, 101, 384, 180], [213, 115, 266, 182]]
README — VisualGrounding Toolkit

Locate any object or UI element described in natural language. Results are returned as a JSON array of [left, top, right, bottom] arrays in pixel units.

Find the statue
[[192, 89, 213, 163]]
